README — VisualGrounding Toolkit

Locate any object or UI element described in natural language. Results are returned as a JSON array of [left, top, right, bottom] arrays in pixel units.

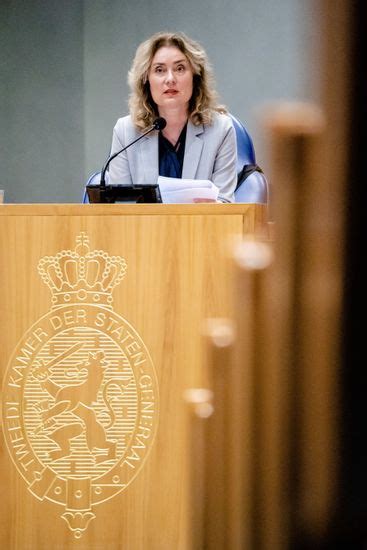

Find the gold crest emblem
[[2, 233, 159, 538]]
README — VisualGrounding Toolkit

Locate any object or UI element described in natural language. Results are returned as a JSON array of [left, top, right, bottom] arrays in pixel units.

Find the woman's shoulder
[[113, 115, 141, 140], [114, 114, 134, 131], [202, 111, 234, 134]]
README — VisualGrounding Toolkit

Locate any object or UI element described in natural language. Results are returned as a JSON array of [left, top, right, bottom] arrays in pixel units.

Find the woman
[[109, 31, 237, 203]]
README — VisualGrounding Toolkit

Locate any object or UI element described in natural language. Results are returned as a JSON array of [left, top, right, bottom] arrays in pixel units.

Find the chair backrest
[[82, 170, 103, 203], [83, 114, 268, 204], [229, 113, 256, 169], [229, 113, 268, 204]]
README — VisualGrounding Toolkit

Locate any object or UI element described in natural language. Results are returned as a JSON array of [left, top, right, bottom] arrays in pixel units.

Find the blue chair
[[83, 114, 268, 204], [229, 113, 269, 204], [82, 171, 101, 203]]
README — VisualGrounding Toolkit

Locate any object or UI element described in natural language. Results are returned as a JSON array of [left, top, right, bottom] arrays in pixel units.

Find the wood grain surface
[[0, 204, 265, 550]]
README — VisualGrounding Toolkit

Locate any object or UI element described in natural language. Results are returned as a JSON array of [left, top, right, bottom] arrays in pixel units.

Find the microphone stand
[[100, 124, 161, 187], [88, 117, 166, 204]]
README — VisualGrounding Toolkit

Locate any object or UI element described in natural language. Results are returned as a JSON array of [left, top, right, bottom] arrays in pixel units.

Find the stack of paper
[[157, 176, 219, 204]]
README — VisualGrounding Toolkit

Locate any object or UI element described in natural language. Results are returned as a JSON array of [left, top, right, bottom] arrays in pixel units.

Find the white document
[[157, 176, 219, 204]]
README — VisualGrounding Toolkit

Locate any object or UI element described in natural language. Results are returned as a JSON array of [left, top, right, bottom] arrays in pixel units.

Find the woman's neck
[[159, 108, 188, 145]]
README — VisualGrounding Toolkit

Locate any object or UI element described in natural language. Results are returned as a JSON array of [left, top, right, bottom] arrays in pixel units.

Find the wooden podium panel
[[0, 203, 265, 549]]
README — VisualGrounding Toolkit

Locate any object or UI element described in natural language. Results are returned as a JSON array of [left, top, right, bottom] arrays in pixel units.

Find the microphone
[[99, 117, 167, 187], [152, 117, 167, 130]]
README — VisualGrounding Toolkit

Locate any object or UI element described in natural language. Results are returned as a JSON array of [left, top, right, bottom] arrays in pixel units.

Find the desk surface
[[0, 202, 265, 216]]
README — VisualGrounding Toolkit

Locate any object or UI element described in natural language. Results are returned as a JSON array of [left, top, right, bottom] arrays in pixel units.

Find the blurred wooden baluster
[[261, 101, 341, 548]]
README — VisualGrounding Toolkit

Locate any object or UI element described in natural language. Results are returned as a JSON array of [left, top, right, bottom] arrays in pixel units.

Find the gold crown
[[38, 233, 127, 308]]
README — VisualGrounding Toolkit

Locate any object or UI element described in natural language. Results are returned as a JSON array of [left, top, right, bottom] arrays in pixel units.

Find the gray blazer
[[109, 112, 237, 203]]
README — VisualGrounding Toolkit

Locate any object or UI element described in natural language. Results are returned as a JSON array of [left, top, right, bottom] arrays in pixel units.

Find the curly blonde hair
[[128, 31, 227, 130]]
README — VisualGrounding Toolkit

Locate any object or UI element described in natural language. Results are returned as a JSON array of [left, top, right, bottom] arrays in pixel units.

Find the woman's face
[[148, 46, 194, 115]]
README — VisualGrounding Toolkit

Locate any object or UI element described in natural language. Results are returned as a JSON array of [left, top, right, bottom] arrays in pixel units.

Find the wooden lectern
[[0, 203, 266, 549]]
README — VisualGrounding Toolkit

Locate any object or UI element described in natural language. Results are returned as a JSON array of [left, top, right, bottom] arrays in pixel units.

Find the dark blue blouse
[[158, 123, 187, 179]]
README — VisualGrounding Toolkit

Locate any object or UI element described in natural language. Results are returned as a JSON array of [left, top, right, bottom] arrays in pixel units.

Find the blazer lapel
[[182, 121, 204, 179], [139, 132, 159, 184]]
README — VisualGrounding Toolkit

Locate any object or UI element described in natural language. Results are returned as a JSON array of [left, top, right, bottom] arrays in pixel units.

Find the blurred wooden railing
[[185, 99, 346, 549]]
